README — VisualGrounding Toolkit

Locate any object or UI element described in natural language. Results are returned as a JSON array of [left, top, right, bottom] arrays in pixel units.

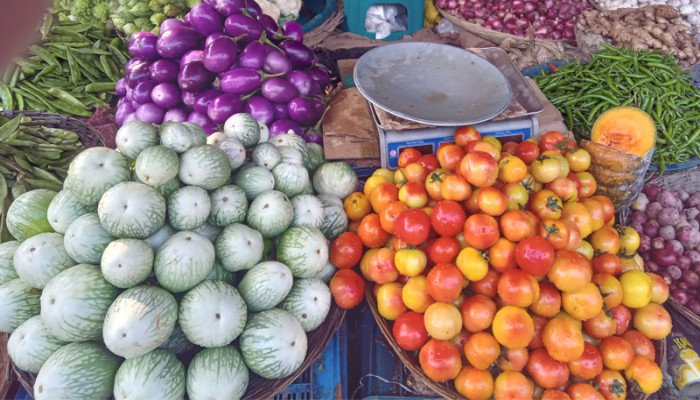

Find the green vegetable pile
[[52, 0, 113, 25], [534, 45, 700, 169], [112, 0, 198, 38], [0, 18, 129, 118], [0, 114, 88, 240]]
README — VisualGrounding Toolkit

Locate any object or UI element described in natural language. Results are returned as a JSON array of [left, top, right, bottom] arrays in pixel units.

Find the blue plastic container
[[297, 0, 338, 32], [343, 0, 424, 41], [14, 323, 348, 400]]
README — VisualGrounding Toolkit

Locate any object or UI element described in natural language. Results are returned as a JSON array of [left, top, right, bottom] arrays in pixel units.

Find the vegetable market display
[[116, 1, 330, 141], [329, 127, 672, 399], [534, 45, 700, 170], [590, 0, 700, 41], [0, 116, 359, 399], [0, 17, 128, 117]]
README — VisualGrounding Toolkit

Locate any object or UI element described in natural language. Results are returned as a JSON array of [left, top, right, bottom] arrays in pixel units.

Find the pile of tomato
[[327, 128, 673, 400]]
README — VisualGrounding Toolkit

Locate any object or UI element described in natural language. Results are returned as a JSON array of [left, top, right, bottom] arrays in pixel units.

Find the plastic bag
[[364, 5, 408, 39]]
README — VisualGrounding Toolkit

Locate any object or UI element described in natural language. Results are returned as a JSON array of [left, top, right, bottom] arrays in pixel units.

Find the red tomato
[[330, 232, 363, 269], [394, 209, 431, 246], [419, 339, 462, 382], [540, 131, 574, 154], [417, 154, 439, 173], [398, 148, 422, 168], [426, 263, 465, 303], [463, 214, 500, 250], [357, 214, 389, 248], [526, 348, 570, 389], [568, 342, 604, 380], [392, 311, 429, 351], [329, 269, 365, 309], [515, 236, 555, 276], [472, 268, 500, 298], [428, 236, 460, 264], [515, 141, 540, 165], [611, 305, 632, 335], [431, 200, 467, 237]]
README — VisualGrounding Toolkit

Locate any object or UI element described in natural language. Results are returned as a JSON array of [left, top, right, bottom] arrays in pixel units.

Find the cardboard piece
[[322, 88, 380, 160]]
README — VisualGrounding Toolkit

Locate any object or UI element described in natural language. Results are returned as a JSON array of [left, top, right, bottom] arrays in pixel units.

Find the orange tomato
[[546, 177, 579, 203], [500, 210, 535, 242], [502, 141, 518, 154], [582, 198, 606, 232], [425, 169, 447, 201], [622, 330, 656, 362], [460, 294, 497, 332], [530, 281, 562, 318], [366, 247, 399, 284], [424, 302, 463, 340], [357, 213, 389, 249], [521, 173, 543, 193], [497, 268, 540, 308], [591, 195, 615, 224], [364, 175, 391, 198], [542, 390, 572, 400], [370, 182, 399, 213], [482, 135, 503, 153], [464, 188, 481, 214], [595, 370, 627, 400], [625, 356, 662, 394], [497, 348, 529, 372], [454, 125, 481, 146], [400, 162, 428, 184], [463, 213, 500, 250], [565, 221, 583, 252], [539, 219, 571, 250], [592, 253, 623, 276], [398, 181, 428, 209], [454, 366, 494, 400], [426, 263, 465, 303], [459, 151, 498, 188], [376, 282, 406, 320], [419, 339, 462, 382], [492, 306, 535, 349], [498, 155, 528, 183], [593, 273, 623, 309], [543, 314, 585, 362], [477, 186, 508, 216], [548, 250, 592, 293], [440, 174, 472, 202], [472, 268, 500, 298], [379, 200, 408, 234], [648, 272, 670, 304], [526, 347, 570, 389], [577, 172, 597, 198], [436, 143, 465, 171], [464, 332, 500, 369], [568, 342, 604, 380], [472, 141, 501, 161], [567, 383, 605, 400], [528, 314, 548, 350], [562, 202, 594, 238], [591, 225, 621, 255], [402, 276, 435, 313], [360, 248, 379, 280], [528, 189, 564, 220], [562, 282, 604, 321], [398, 148, 422, 168], [488, 238, 517, 272], [633, 303, 672, 340], [566, 148, 591, 172], [583, 311, 617, 340], [600, 336, 635, 371], [494, 371, 534, 400], [344, 192, 372, 221]]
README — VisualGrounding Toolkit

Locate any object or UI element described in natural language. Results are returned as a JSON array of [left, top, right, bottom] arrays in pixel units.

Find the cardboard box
[[321, 88, 380, 161]]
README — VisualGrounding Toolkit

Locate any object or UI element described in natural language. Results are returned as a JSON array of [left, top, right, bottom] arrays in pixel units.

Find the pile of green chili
[[534, 45, 700, 170], [0, 17, 129, 118]]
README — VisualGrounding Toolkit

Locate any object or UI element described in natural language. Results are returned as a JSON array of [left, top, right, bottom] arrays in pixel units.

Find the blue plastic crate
[[296, 0, 337, 32], [343, 0, 424, 41], [355, 304, 440, 400], [14, 322, 347, 400]]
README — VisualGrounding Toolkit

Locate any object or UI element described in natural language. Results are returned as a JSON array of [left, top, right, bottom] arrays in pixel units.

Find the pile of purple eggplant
[[115, 0, 331, 143]]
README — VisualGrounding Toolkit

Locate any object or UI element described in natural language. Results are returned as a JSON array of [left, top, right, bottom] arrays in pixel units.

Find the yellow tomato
[[566, 148, 591, 172], [577, 240, 595, 260], [503, 183, 529, 211], [619, 270, 652, 309], [424, 302, 463, 340], [402, 276, 435, 313], [456, 247, 489, 281], [376, 282, 407, 320], [373, 168, 395, 182], [621, 253, 645, 273], [530, 156, 561, 184], [425, 169, 447, 201], [344, 192, 372, 221], [520, 173, 543, 193], [619, 226, 641, 256], [364, 175, 390, 197], [482, 135, 503, 153], [498, 156, 528, 183], [395, 248, 428, 276]]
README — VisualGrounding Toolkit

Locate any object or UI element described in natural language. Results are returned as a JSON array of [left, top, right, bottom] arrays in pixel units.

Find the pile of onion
[[115, 0, 330, 144], [435, 0, 593, 40], [630, 183, 700, 314]]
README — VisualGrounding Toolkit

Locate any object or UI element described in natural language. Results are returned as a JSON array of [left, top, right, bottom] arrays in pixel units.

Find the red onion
[[688, 250, 700, 263], [644, 184, 662, 201], [659, 225, 676, 241], [643, 221, 660, 238], [666, 240, 685, 256], [651, 237, 666, 250], [651, 248, 677, 267], [683, 271, 700, 288], [645, 260, 660, 273], [678, 255, 692, 270], [671, 287, 689, 304], [639, 234, 651, 253], [668, 265, 683, 280], [687, 300, 700, 315], [693, 262, 700, 274], [687, 193, 700, 208]]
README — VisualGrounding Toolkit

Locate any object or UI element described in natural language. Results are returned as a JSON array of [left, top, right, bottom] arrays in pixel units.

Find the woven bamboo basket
[[303, 0, 345, 48], [0, 334, 14, 400]]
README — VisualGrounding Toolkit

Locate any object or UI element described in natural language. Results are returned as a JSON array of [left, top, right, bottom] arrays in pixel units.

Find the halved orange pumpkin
[[590, 106, 656, 157]]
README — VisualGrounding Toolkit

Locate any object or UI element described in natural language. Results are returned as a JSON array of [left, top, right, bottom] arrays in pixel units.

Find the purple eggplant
[[187, 3, 224, 36], [258, 14, 280, 37], [224, 14, 262, 43], [303, 130, 323, 144], [187, 111, 211, 126], [149, 59, 180, 83], [178, 61, 214, 92], [244, 0, 263, 17], [115, 102, 134, 126], [308, 65, 331, 86], [205, 32, 225, 46], [182, 91, 197, 108], [285, 70, 315, 96], [239, 41, 266, 69], [283, 21, 304, 42], [273, 103, 288, 120], [270, 119, 303, 136], [215, 0, 246, 16], [203, 123, 220, 135], [128, 32, 158, 60], [136, 103, 165, 124], [220, 67, 265, 94], [261, 77, 299, 103], [203, 36, 239, 73], [127, 59, 151, 87], [287, 97, 323, 125], [151, 82, 182, 109], [132, 81, 156, 104], [164, 108, 189, 122], [123, 113, 137, 125], [180, 50, 204, 68], [279, 40, 314, 69], [208, 93, 243, 124], [263, 51, 292, 74], [131, 100, 141, 110], [202, 0, 218, 6], [125, 86, 133, 101], [116, 78, 127, 96], [156, 27, 201, 59], [125, 58, 138, 75], [160, 18, 187, 33], [194, 89, 222, 113], [244, 95, 275, 125]]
